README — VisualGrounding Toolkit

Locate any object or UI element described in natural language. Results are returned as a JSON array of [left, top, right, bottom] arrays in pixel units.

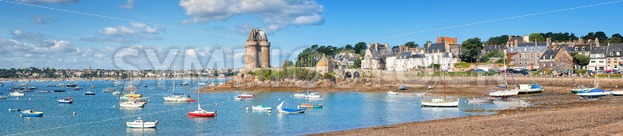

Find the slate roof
[[540, 48, 561, 60], [565, 44, 592, 52], [517, 42, 547, 47], [426, 43, 446, 53], [397, 52, 412, 59], [484, 45, 503, 52], [507, 46, 547, 53], [591, 47, 607, 54], [606, 44, 623, 57], [410, 54, 426, 58]]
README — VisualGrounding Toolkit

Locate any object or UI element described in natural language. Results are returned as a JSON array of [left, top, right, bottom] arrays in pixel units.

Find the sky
[[1, 0, 622, 70]]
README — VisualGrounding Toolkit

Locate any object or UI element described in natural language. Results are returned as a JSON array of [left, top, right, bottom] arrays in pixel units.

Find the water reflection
[[126, 128, 157, 135]]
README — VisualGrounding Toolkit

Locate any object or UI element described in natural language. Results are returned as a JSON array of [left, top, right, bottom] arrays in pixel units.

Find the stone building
[[362, 43, 392, 70], [245, 29, 271, 69], [315, 55, 334, 74], [538, 47, 573, 71], [605, 44, 623, 71]]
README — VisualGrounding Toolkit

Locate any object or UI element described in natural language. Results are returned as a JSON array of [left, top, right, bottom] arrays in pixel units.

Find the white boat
[[0, 96, 7, 99], [466, 97, 494, 103], [10, 91, 24, 97], [120, 101, 147, 108], [276, 101, 305, 113], [489, 89, 519, 97], [577, 88, 611, 99], [516, 84, 544, 93], [387, 91, 398, 95], [612, 91, 623, 96], [163, 75, 191, 102], [293, 93, 306, 98], [102, 88, 115, 92], [126, 117, 158, 128], [112, 91, 121, 96], [251, 105, 272, 111], [421, 98, 459, 107], [305, 92, 321, 98]]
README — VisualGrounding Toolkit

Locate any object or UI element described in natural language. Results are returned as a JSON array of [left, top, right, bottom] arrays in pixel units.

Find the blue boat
[[276, 101, 305, 113], [577, 88, 612, 99], [21, 110, 44, 117], [8, 108, 21, 112]]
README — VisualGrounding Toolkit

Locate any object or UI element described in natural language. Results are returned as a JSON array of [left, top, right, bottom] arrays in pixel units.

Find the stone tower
[[245, 29, 271, 69]]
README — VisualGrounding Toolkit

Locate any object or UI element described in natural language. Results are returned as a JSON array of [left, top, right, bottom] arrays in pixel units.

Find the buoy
[[214, 103, 218, 106], [73, 112, 76, 116], [245, 107, 249, 110], [29, 98, 31, 100], [278, 98, 281, 101], [112, 105, 116, 108]]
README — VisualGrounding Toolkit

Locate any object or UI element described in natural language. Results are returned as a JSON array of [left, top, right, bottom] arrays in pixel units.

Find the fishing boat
[[237, 93, 255, 99], [251, 105, 272, 111], [37, 90, 50, 93], [10, 91, 24, 97], [84, 91, 96, 95], [276, 101, 305, 113], [57, 97, 73, 104], [387, 91, 398, 95], [299, 103, 323, 108], [187, 77, 216, 117], [21, 110, 44, 117], [577, 88, 611, 99], [126, 117, 158, 128]]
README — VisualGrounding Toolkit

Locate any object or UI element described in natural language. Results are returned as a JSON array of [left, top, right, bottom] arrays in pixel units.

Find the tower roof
[[247, 29, 268, 42]]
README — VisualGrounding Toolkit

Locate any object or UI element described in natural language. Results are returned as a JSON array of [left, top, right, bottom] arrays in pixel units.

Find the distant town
[[0, 67, 240, 79]]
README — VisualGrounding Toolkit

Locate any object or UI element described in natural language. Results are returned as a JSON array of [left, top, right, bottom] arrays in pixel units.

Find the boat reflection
[[126, 127, 157, 135]]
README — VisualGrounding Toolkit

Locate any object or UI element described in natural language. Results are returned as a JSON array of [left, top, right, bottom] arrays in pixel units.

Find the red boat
[[237, 94, 254, 98], [187, 104, 216, 117]]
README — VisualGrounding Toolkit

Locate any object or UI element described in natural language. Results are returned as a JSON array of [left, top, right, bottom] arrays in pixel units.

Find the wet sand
[[313, 86, 623, 136]]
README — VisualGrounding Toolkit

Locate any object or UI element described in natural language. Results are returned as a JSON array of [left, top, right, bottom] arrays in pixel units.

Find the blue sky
[[1, 0, 622, 70]]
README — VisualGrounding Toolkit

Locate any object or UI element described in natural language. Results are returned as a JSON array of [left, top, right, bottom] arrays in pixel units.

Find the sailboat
[[570, 73, 598, 93], [119, 78, 147, 108], [517, 72, 544, 93], [421, 54, 459, 107], [164, 72, 191, 102], [489, 52, 519, 98], [577, 74, 611, 99], [187, 76, 216, 117], [277, 101, 305, 113]]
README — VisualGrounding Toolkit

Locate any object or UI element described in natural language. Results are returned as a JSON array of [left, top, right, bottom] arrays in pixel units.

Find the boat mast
[[443, 53, 447, 100]]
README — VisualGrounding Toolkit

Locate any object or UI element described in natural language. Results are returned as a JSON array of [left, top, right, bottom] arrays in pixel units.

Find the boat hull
[[187, 112, 216, 117], [612, 91, 623, 96], [21, 110, 44, 117], [421, 100, 459, 107], [126, 122, 158, 128], [278, 108, 306, 113]]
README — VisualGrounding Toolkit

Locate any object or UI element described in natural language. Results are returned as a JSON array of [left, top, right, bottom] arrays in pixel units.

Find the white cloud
[[81, 22, 164, 45], [120, 0, 135, 9], [14, 0, 78, 4], [179, 0, 324, 32]]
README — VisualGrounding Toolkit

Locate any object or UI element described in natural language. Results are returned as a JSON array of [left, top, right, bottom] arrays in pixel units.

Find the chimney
[[444, 42, 450, 52], [514, 39, 519, 47], [595, 38, 600, 47], [546, 37, 551, 47], [579, 38, 585, 44]]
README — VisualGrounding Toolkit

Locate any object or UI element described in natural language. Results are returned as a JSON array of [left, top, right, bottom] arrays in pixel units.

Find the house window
[[591, 61, 596, 63]]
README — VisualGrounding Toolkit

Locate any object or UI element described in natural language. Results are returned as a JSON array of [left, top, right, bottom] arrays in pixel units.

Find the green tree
[[354, 42, 367, 55], [609, 33, 623, 44], [344, 44, 353, 50], [354, 57, 361, 68], [460, 37, 484, 62], [529, 33, 545, 42], [486, 35, 509, 45], [573, 54, 590, 68], [404, 41, 418, 48]]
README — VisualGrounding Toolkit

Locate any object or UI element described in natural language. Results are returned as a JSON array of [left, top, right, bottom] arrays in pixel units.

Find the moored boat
[[21, 110, 44, 117], [120, 101, 147, 108], [299, 103, 323, 108], [37, 90, 50, 93], [57, 97, 73, 104], [84, 91, 96, 95], [126, 117, 158, 128], [517, 84, 544, 94], [387, 91, 398, 95], [187, 104, 216, 117], [277, 101, 305, 113], [293, 93, 306, 98], [398, 84, 406, 90], [53, 89, 66, 92], [237, 93, 254, 99], [577, 88, 611, 99], [102, 88, 115, 92], [10, 91, 24, 97], [421, 98, 459, 107], [305, 92, 321, 98], [612, 91, 623, 96], [251, 105, 272, 111]]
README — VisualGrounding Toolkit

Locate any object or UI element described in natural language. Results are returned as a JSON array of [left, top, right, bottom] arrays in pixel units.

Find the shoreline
[[311, 86, 623, 135]]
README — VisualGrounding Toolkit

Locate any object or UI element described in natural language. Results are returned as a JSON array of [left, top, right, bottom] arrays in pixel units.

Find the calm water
[[0, 79, 517, 135]]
